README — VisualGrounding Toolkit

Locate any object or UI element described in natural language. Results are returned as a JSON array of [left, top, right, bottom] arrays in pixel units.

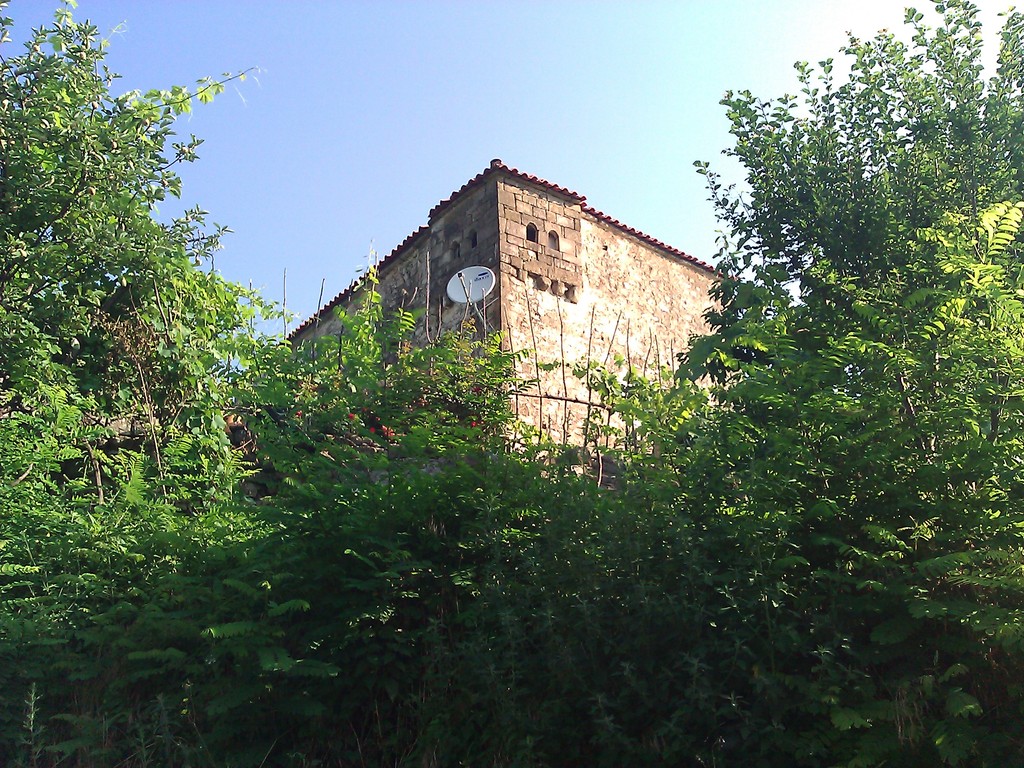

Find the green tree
[[0, 4, 271, 763], [681, 2, 1024, 764], [0, 2, 263, 505]]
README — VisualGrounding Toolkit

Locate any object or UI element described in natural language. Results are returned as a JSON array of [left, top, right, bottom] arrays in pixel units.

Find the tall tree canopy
[[699, 1, 1024, 332], [680, 1, 1024, 764], [0, 2, 263, 504]]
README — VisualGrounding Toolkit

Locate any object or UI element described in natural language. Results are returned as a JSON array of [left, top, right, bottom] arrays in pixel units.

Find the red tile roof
[[290, 159, 716, 340]]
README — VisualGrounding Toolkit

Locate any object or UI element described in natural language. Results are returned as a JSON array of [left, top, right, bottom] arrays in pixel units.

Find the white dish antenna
[[446, 266, 496, 303]]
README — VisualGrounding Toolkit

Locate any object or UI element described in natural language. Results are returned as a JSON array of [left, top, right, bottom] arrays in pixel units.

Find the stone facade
[[294, 176, 502, 344], [291, 160, 717, 445]]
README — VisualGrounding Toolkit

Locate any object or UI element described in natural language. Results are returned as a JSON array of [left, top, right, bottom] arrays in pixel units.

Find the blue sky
[[7, 1, 1012, 329]]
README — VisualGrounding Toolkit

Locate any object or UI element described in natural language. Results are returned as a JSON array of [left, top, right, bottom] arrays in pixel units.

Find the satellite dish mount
[[446, 266, 496, 331]]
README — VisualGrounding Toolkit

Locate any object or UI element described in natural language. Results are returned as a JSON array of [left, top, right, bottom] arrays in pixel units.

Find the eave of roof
[[289, 159, 715, 340]]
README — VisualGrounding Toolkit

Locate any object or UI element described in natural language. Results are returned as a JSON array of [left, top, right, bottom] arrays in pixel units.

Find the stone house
[[290, 159, 717, 444]]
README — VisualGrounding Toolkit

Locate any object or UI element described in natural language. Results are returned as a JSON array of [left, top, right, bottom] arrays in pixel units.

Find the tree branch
[[896, 372, 931, 454], [10, 462, 34, 487]]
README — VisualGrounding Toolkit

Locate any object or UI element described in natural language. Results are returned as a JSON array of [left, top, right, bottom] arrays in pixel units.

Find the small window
[[470, 230, 478, 248], [548, 230, 559, 251], [526, 223, 538, 243], [452, 241, 461, 260]]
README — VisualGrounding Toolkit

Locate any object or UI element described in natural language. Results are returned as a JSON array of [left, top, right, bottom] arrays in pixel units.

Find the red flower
[[470, 421, 479, 428], [369, 426, 376, 433], [348, 412, 356, 420]]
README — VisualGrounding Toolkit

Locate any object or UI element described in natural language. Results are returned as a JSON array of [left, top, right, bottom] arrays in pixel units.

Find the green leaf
[[267, 598, 310, 617], [831, 708, 871, 730], [870, 615, 916, 645], [945, 689, 982, 718]]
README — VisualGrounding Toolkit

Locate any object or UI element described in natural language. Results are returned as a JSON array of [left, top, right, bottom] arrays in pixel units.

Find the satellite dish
[[446, 266, 496, 303]]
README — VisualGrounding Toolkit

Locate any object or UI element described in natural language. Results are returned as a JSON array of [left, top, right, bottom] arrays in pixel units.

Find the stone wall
[[293, 166, 716, 451], [420, 178, 501, 340], [294, 179, 501, 346], [499, 183, 714, 445], [496, 177, 583, 304]]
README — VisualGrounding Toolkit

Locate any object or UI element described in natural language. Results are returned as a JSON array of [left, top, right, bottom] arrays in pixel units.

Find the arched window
[[470, 230, 478, 248], [526, 223, 538, 243], [547, 230, 560, 251], [452, 241, 461, 260]]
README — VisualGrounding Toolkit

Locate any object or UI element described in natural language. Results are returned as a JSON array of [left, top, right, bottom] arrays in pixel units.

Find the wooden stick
[[557, 300, 570, 444], [282, 268, 288, 337], [525, 289, 543, 442]]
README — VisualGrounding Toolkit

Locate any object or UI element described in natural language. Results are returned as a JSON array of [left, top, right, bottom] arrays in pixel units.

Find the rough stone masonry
[[291, 159, 717, 446]]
